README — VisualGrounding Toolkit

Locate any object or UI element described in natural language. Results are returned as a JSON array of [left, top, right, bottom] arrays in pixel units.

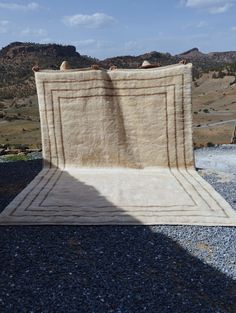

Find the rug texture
[[1, 64, 236, 225]]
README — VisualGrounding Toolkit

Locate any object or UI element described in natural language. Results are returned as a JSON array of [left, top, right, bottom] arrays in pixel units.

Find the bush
[[207, 142, 215, 147], [218, 70, 225, 79], [212, 72, 218, 79], [4, 154, 28, 162], [12, 144, 29, 151]]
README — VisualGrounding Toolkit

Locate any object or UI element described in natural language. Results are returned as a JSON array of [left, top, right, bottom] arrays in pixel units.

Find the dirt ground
[[192, 73, 236, 146]]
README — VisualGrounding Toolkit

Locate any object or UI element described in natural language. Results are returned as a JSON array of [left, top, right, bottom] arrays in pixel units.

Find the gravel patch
[[0, 148, 235, 313], [195, 144, 236, 173], [0, 159, 42, 211]]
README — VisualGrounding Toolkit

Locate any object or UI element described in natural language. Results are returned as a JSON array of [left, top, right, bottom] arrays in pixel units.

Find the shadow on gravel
[[0, 160, 235, 313], [0, 159, 42, 213]]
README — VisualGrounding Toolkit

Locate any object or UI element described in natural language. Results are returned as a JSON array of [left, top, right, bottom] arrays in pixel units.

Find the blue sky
[[0, 0, 236, 59]]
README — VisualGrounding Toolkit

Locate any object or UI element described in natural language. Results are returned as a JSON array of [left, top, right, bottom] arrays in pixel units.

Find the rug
[[1, 64, 236, 225]]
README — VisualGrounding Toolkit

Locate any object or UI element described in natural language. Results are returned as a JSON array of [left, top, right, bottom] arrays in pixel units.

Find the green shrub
[[4, 154, 28, 162]]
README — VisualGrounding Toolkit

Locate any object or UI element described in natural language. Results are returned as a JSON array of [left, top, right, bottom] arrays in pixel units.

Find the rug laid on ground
[[1, 63, 236, 225]]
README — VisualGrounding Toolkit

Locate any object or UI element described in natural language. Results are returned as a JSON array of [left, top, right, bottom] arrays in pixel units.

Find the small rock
[[0, 148, 6, 155]]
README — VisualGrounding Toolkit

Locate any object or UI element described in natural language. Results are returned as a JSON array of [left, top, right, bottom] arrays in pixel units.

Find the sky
[[0, 0, 236, 59]]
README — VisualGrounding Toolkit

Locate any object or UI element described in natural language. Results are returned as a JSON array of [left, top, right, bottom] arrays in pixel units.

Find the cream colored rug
[[1, 64, 235, 225]]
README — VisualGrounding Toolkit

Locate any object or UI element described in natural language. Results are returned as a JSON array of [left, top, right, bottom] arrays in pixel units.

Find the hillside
[[0, 42, 97, 100], [0, 42, 182, 100], [1, 42, 236, 100], [100, 51, 179, 68], [0, 42, 236, 149]]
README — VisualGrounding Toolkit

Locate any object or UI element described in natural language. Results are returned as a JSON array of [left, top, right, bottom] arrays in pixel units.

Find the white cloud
[[63, 13, 116, 29], [74, 39, 97, 47], [0, 20, 10, 33], [0, 20, 47, 38], [73, 39, 112, 51], [182, 0, 235, 13], [20, 27, 47, 36], [197, 21, 208, 28], [231, 26, 236, 31], [0, 2, 39, 11], [71, 39, 118, 58], [39, 37, 51, 44], [0, 20, 10, 26], [124, 40, 143, 52], [210, 3, 231, 13]]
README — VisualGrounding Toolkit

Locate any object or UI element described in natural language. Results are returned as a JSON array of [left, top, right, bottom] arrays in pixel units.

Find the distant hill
[[1, 42, 236, 100], [177, 47, 236, 76], [0, 42, 97, 99], [177, 47, 236, 63], [100, 51, 179, 69]]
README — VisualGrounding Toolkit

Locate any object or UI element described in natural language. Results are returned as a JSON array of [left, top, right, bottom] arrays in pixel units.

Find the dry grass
[[0, 120, 41, 148], [192, 73, 236, 146]]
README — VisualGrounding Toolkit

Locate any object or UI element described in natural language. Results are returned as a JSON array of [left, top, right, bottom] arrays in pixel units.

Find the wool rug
[[1, 64, 235, 225]]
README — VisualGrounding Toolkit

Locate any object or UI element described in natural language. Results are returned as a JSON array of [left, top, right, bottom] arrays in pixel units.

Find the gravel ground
[[195, 145, 236, 174], [0, 147, 235, 313]]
